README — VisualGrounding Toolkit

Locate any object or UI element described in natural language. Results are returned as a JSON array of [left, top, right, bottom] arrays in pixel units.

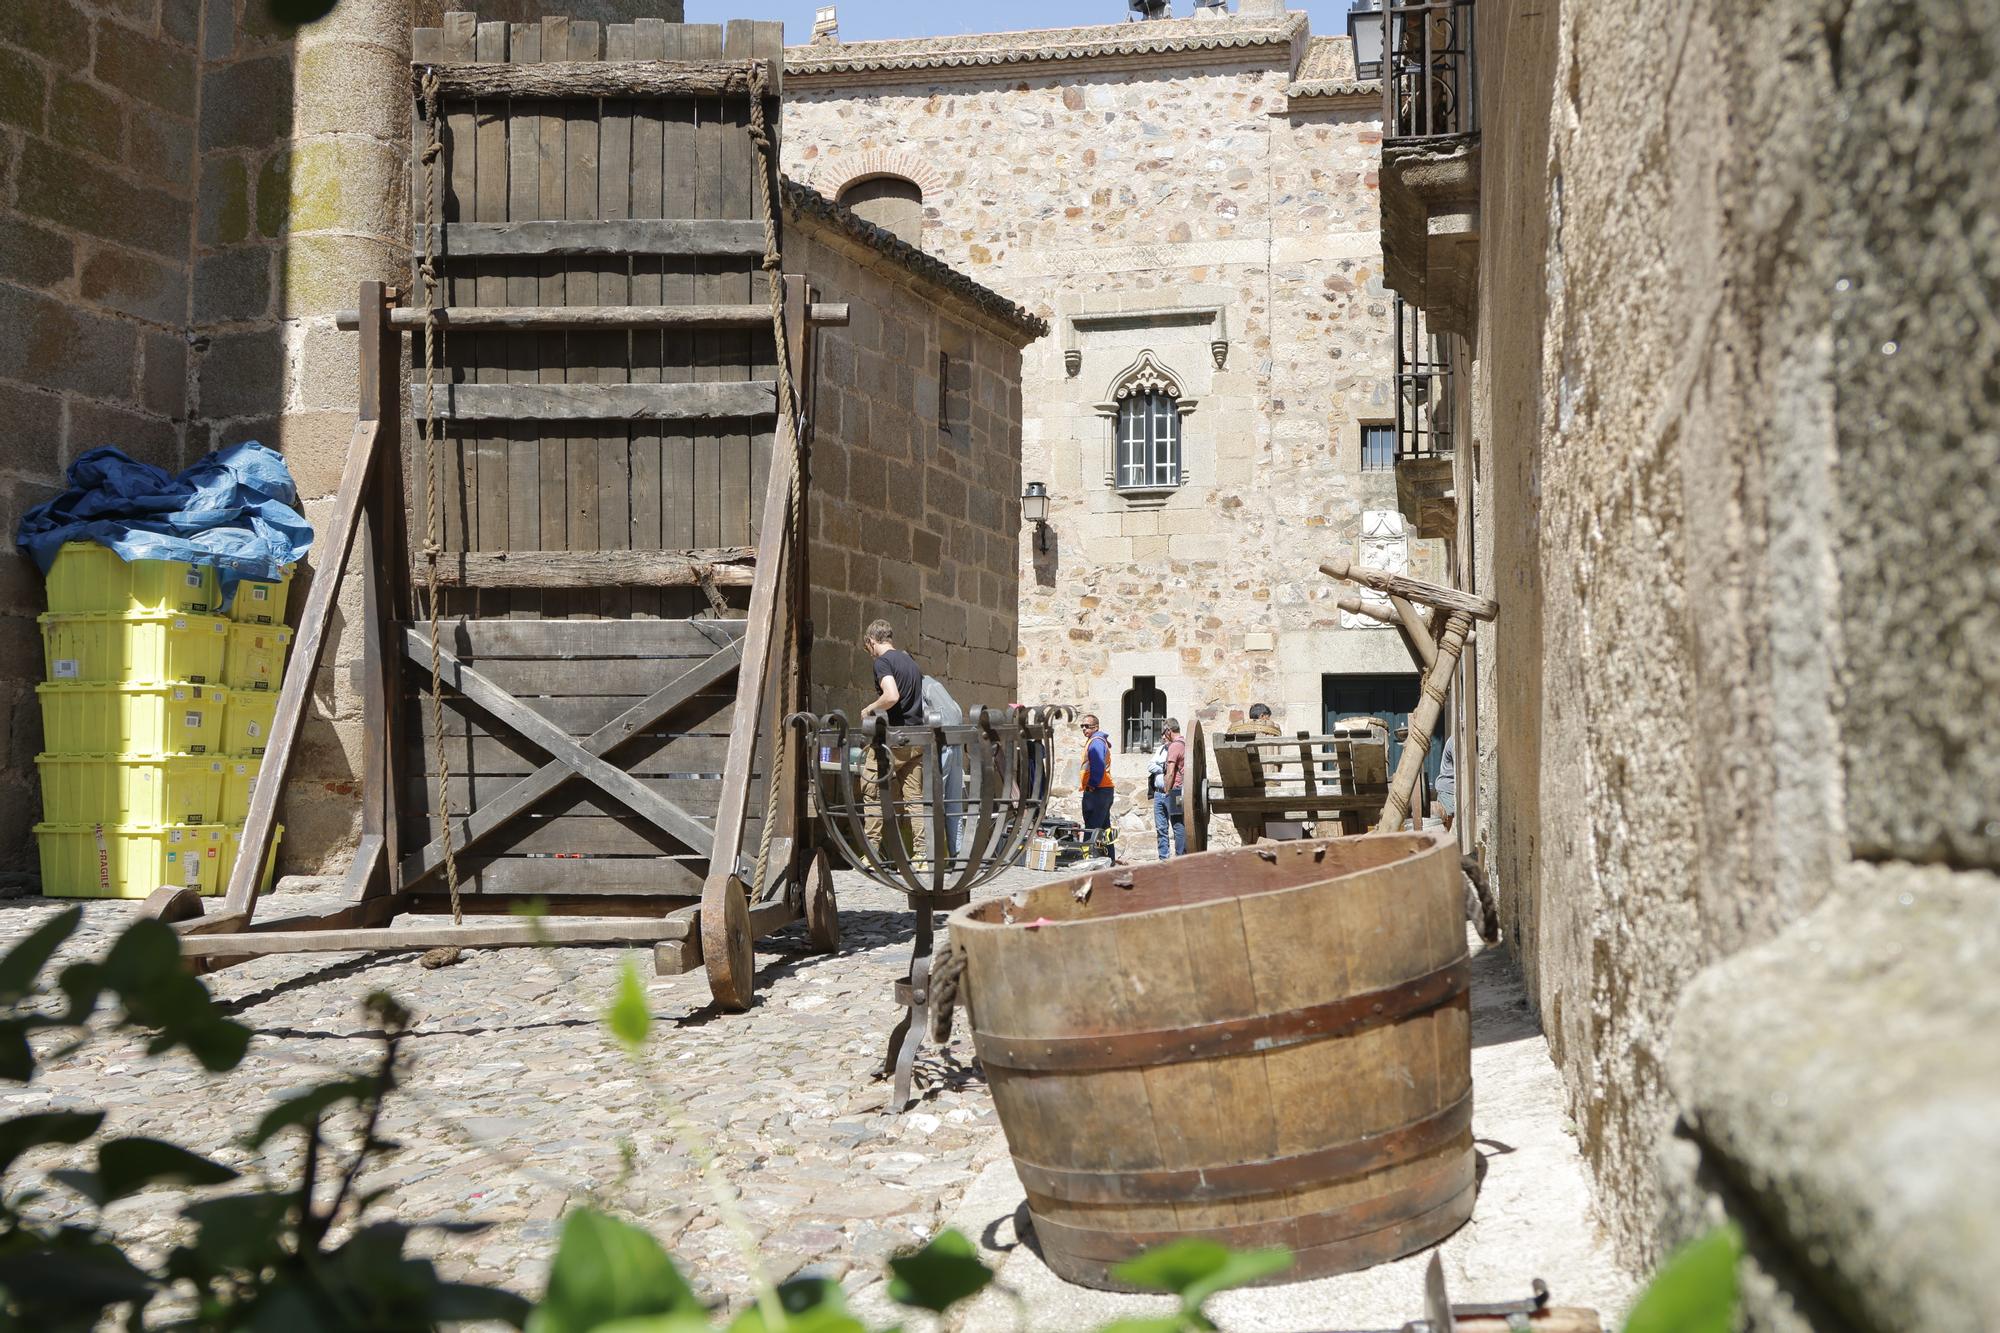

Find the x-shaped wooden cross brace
[[398, 630, 745, 889]]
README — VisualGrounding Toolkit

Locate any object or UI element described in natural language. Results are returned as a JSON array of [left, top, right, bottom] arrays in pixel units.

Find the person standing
[[1078, 713, 1115, 842], [861, 619, 928, 867], [1153, 718, 1188, 860], [1238, 702, 1281, 737], [1434, 734, 1456, 832]]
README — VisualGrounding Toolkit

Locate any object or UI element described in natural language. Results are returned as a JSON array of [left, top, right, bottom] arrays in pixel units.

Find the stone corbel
[[1065, 304, 1228, 379]]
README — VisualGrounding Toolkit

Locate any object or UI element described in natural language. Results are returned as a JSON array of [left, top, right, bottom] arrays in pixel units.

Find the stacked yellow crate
[[32, 543, 292, 898]]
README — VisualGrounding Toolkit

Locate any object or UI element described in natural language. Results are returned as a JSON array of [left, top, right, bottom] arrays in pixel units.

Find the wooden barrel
[[949, 831, 1472, 1289]]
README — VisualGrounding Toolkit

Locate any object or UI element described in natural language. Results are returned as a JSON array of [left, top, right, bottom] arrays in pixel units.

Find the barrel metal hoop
[[1027, 1152, 1476, 1259], [1010, 1088, 1473, 1204], [971, 958, 1469, 1073]]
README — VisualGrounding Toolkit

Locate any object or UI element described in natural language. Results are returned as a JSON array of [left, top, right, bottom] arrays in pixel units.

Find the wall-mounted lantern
[[1348, 2, 1385, 80], [1022, 481, 1051, 552]]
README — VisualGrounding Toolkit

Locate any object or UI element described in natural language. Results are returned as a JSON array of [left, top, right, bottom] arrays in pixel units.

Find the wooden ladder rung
[[417, 219, 766, 258], [429, 382, 776, 422], [334, 303, 849, 332]]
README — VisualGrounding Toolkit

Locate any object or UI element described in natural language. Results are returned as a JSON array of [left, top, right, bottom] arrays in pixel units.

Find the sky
[[683, 0, 1365, 45]]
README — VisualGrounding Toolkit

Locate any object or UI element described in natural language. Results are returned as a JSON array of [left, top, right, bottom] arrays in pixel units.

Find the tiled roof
[[784, 12, 1308, 79], [1286, 32, 1381, 99], [781, 178, 1048, 343]]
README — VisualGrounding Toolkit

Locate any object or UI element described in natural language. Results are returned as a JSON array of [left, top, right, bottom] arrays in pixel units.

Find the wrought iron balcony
[[1392, 295, 1457, 539], [1378, 0, 1481, 335]]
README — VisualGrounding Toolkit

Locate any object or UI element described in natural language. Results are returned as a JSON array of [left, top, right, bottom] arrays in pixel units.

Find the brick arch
[[813, 151, 948, 204]]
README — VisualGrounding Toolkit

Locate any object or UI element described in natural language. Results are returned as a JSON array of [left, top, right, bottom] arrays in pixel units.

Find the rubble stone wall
[[782, 59, 1425, 834], [1471, 0, 2000, 1287]]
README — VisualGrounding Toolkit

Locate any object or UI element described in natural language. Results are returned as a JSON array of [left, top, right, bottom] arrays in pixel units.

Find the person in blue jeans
[[1078, 714, 1116, 847], [1153, 718, 1188, 860]]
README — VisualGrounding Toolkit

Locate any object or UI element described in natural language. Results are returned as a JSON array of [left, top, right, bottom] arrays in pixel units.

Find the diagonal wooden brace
[[1320, 552, 1498, 621], [403, 629, 728, 863]]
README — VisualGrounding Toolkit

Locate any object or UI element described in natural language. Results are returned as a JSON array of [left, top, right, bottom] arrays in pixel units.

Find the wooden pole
[[1377, 610, 1471, 833]]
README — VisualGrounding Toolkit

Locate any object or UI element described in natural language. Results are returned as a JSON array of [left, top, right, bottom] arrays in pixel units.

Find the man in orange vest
[[1079, 713, 1115, 839]]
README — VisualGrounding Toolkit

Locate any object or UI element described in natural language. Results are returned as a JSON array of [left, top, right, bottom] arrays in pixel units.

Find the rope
[[927, 932, 967, 1042], [745, 59, 806, 903], [417, 69, 464, 925]]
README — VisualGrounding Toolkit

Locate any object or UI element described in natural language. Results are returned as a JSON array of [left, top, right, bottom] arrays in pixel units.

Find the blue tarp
[[15, 444, 314, 608]]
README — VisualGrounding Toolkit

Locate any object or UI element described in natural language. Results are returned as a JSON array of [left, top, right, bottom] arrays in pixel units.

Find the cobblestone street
[[0, 864, 1632, 1328]]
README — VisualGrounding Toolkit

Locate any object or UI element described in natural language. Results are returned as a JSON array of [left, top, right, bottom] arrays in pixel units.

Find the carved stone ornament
[[1108, 349, 1185, 402], [1064, 348, 1082, 377], [1211, 338, 1229, 369]]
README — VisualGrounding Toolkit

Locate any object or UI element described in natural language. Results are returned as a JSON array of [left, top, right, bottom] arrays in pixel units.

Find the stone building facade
[[0, 0, 1039, 878], [780, 4, 1428, 831], [1380, 0, 2000, 1321]]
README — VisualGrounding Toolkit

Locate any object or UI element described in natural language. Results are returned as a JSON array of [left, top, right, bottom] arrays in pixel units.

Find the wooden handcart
[[1185, 721, 1392, 852], [149, 13, 842, 1011]]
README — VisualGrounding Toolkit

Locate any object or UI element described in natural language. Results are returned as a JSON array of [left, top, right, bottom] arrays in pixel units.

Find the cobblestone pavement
[[0, 860, 1633, 1328]]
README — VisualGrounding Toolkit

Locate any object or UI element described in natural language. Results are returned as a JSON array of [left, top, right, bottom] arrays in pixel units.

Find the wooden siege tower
[[153, 13, 844, 1011]]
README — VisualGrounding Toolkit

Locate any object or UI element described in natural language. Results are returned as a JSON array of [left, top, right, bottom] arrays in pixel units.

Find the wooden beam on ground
[[434, 381, 776, 421], [182, 914, 704, 960], [417, 218, 766, 258], [402, 630, 726, 863], [420, 58, 772, 101], [1320, 552, 1499, 621], [425, 547, 754, 589], [333, 303, 850, 331]]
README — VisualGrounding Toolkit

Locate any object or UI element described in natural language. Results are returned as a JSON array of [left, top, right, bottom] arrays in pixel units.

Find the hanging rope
[[745, 58, 805, 904], [417, 68, 464, 925]]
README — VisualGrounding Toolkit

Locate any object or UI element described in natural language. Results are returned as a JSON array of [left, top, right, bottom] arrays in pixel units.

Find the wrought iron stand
[[793, 705, 1062, 1111]]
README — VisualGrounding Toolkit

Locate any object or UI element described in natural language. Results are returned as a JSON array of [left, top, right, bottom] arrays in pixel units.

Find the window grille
[[1384, 0, 1479, 143], [1122, 677, 1167, 753], [1361, 423, 1395, 471], [1117, 392, 1182, 491], [1393, 295, 1453, 462]]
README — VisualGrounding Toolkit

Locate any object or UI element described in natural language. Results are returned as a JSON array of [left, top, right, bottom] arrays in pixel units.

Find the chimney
[[1192, 0, 1228, 14], [811, 5, 839, 43], [1128, 0, 1171, 19]]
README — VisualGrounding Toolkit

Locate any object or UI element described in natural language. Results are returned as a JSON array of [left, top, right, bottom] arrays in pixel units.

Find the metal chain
[[417, 69, 464, 925], [746, 58, 804, 902]]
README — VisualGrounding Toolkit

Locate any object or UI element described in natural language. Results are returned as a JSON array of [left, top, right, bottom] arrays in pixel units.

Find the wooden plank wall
[[409, 14, 782, 623], [401, 14, 785, 901]]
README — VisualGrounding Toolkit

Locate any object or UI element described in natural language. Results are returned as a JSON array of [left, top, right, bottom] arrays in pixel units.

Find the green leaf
[[97, 921, 250, 1073], [0, 1232, 156, 1321], [723, 1277, 865, 1333], [605, 959, 653, 1053], [53, 1137, 237, 1206], [527, 1208, 702, 1333], [247, 1077, 373, 1148], [1623, 1225, 1742, 1333], [1096, 1319, 1193, 1333], [428, 1281, 536, 1326], [1109, 1239, 1233, 1296], [0, 1110, 105, 1176], [885, 1229, 994, 1314], [591, 1317, 718, 1333], [1177, 1248, 1291, 1311], [0, 909, 80, 1003]]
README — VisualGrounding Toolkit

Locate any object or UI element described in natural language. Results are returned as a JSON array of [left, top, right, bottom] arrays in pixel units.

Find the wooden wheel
[[702, 874, 755, 1010], [143, 886, 206, 925], [805, 847, 841, 953], [1188, 719, 1209, 853]]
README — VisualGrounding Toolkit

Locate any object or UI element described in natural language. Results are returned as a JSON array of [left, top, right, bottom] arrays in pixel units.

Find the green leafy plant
[[1622, 1225, 1742, 1333]]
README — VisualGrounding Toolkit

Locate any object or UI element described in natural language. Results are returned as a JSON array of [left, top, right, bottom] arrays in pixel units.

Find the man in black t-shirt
[[861, 619, 929, 866]]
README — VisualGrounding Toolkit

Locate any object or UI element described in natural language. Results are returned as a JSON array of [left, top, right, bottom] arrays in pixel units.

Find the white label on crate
[[140, 771, 153, 784], [185, 570, 201, 587], [210, 762, 223, 773], [246, 720, 261, 739], [173, 618, 187, 631], [252, 586, 267, 601], [173, 688, 186, 702], [53, 658, 78, 678], [169, 829, 182, 844], [186, 712, 202, 729]]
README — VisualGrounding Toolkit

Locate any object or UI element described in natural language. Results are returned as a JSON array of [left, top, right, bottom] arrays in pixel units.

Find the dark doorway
[[1321, 672, 1443, 788]]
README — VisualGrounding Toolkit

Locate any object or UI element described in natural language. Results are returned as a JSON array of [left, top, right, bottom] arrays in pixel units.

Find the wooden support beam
[[419, 58, 774, 100], [424, 547, 754, 589], [182, 914, 704, 960], [333, 303, 850, 331], [1320, 552, 1499, 621], [433, 381, 775, 421], [416, 219, 767, 258]]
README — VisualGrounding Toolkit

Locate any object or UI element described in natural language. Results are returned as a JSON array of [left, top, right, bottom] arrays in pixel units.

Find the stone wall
[[1467, 0, 2000, 1297], [782, 42, 1425, 833], [785, 206, 1031, 721]]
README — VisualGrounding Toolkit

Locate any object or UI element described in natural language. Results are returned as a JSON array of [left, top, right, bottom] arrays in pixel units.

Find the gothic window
[[1102, 350, 1195, 495], [837, 174, 924, 246], [1122, 676, 1167, 753]]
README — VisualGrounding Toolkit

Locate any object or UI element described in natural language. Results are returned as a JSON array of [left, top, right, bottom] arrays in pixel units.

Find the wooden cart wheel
[[1188, 719, 1209, 853], [143, 886, 206, 925], [702, 874, 755, 1011], [805, 847, 841, 953]]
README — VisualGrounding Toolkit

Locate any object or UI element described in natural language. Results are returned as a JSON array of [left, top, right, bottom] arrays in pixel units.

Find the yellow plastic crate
[[40, 612, 230, 685], [37, 682, 229, 755], [228, 566, 294, 625], [222, 689, 278, 755], [45, 542, 219, 615], [222, 623, 291, 692], [35, 822, 227, 899], [36, 754, 228, 825], [219, 757, 262, 822], [220, 824, 283, 895]]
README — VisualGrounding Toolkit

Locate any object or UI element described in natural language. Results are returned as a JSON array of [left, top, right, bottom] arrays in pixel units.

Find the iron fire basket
[[789, 704, 1065, 1111]]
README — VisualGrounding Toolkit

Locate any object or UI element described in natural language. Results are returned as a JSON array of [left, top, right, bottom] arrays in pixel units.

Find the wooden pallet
[[153, 15, 842, 1011]]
